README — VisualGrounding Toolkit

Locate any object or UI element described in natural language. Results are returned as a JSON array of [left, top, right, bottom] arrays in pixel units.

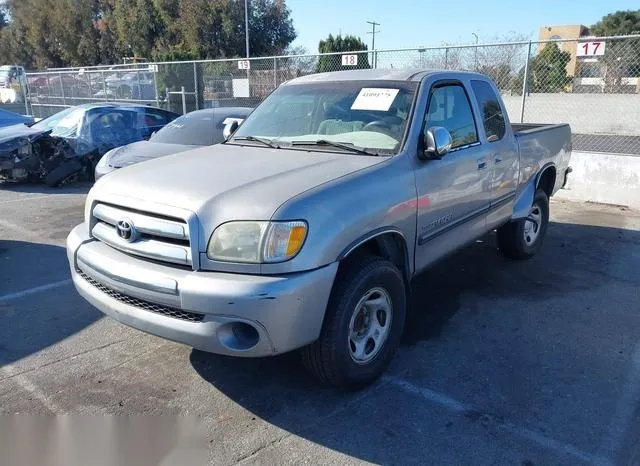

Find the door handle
[[495, 157, 503, 164], [477, 159, 487, 170]]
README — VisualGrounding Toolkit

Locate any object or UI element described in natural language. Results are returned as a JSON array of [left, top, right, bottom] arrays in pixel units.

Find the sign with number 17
[[576, 41, 606, 57]]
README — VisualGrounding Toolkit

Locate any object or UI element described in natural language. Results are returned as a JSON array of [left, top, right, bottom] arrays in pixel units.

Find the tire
[[301, 255, 407, 388], [497, 189, 550, 260], [44, 159, 83, 187]]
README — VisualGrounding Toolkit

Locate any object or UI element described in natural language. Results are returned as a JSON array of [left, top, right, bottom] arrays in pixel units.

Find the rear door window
[[470, 80, 506, 142]]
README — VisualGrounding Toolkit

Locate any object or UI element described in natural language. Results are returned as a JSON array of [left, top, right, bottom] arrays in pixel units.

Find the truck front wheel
[[497, 189, 550, 260], [301, 255, 406, 388]]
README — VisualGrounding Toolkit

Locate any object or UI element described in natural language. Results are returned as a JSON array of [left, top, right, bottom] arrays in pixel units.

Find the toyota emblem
[[116, 218, 137, 242]]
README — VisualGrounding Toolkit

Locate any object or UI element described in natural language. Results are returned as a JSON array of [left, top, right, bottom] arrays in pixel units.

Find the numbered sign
[[576, 41, 605, 57], [341, 54, 358, 66], [238, 60, 251, 70], [148, 64, 158, 72]]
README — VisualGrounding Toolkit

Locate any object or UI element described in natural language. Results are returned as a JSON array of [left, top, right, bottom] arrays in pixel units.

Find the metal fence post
[[193, 62, 199, 110], [519, 41, 533, 124], [273, 57, 277, 88], [86, 72, 93, 102], [181, 86, 187, 114], [166, 87, 170, 112], [153, 67, 160, 108], [59, 73, 66, 106], [22, 80, 30, 116], [445, 48, 449, 69], [102, 71, 108, 101]]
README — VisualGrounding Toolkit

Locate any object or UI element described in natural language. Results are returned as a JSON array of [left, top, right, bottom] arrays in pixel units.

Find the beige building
[[538, 24, 591, 77]]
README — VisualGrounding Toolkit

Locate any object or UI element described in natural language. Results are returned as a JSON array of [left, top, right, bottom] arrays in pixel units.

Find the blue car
[[0, 108, 34, 128], [0, 103, 179, 186]]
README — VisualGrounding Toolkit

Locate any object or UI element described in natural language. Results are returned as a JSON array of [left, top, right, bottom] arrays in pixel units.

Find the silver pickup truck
[[66, 69, 571, 388]]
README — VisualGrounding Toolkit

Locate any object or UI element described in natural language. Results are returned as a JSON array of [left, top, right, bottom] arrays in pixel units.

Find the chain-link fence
[[22, 34, 640, 154]]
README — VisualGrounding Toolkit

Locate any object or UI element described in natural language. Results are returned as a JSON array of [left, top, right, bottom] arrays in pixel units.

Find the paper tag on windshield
[[351, 88, 400, 111]]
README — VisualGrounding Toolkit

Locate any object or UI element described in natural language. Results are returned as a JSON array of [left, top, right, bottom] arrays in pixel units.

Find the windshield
[[231, 80, 417, 154], [150, 111, 215, 146], [32, 106, 85, 138]]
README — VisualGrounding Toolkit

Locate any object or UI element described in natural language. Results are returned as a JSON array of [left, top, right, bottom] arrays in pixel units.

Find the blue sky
[[286, 0, 639, 52]]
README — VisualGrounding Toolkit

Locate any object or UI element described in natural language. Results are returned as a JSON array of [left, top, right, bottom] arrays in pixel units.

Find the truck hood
[[92, 143, 384, 236]]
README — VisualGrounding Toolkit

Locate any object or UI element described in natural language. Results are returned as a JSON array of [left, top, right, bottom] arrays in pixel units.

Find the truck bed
[[512, 123, 572, 196]]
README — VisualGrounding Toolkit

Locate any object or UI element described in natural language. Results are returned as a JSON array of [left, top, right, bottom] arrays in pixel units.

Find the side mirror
[[223, 119, 241, 141], [420, 126, 452, 160]]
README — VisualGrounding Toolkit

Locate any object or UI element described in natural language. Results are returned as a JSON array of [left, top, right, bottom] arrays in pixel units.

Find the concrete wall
[[502, 93, 640, 136], [555, 151, 640, 209]]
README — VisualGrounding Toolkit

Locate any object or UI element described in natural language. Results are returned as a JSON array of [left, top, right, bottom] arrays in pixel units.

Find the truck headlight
[[207, 221, 307, 263]]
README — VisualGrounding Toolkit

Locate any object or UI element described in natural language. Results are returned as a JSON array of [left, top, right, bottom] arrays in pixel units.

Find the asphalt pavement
[[1, 182, 639, 466]]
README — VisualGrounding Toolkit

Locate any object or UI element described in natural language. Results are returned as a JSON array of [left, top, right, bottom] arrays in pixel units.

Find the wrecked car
[[0, 103, 179, 187]]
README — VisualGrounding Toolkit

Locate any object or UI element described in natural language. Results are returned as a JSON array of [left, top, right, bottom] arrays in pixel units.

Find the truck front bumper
[[66, 224, 338, 357]]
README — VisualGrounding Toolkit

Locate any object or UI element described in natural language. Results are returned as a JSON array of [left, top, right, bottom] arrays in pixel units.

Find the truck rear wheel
[[301, 255, 406, 388], [497, 189, 549, 260]]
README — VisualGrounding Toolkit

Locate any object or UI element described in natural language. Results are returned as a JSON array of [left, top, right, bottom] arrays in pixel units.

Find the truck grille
[[90, 203, 192, 267], [79, 271, 204, 323]]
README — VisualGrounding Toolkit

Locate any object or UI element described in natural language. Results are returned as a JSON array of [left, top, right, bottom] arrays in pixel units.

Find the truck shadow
[[190, 219, 640, 463], [0, 240, 101, 367]]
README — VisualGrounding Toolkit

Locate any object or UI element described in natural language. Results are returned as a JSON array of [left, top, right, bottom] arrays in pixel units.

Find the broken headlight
[[13, 142, 32, 163]]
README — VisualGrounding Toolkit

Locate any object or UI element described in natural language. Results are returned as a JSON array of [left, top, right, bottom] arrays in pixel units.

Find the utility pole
[[245, 0, 250, 58], [367, 21, 380, 68]]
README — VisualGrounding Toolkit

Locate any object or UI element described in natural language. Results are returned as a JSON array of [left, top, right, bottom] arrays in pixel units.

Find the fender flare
[[337, 227, 412, 284], [511, 163, 555, 220]]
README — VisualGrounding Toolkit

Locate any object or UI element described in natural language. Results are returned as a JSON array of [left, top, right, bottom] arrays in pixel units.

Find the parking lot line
[[0, 279, 72, 304], [0, 194, 54, 205], [1, 365, 64, 414], [383, 376, 613, 466]]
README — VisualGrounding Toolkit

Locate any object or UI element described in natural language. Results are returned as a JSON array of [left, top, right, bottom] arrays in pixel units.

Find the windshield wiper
[[290, 139, 380, 156], [231, 136, 280, 149]]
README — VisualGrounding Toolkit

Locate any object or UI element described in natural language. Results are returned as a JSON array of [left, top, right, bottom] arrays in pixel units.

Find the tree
[[282, 45, 317, 75], [316, 34, 370, 73], [0, 5, 8, 30], [112, 0, 166, 60], [590, 10, 640, 93], [177, 0, 296, 60], [511, 43, 571, 94], [591, 10, 640, 36], [474, 32, 530, 88], [0, 0, 296, 68], [477, 64, 512, 90]]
